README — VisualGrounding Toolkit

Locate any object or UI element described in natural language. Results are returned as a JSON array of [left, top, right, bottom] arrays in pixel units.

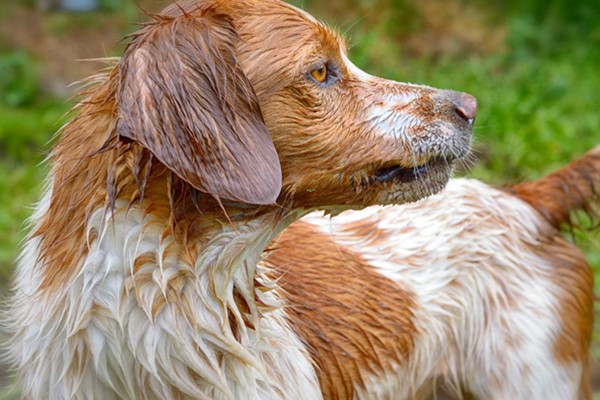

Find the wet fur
[[268, 147, 599, 399], [3, 0, 474, 399]]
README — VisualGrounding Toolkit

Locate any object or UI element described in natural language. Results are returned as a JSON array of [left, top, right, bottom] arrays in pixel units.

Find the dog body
[[267, 148, 599, 399], [4, 0, 475, 399]]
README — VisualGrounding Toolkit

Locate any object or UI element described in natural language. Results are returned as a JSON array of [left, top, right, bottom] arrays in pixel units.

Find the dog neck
[[26, 155, 320, 398], [37, 90, 306, 288], [180, 200, 309, 325]]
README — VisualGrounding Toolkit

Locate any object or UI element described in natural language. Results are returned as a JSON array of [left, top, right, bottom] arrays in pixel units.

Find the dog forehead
[[229, 1, 339, 54], [229, 1, 346, 95], [161, 0, 317, 26]]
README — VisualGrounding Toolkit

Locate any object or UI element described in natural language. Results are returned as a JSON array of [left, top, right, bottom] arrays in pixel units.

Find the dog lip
[[373, 157, 447, 184]]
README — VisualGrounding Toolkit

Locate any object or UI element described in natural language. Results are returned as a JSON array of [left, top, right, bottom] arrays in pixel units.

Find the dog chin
[[374, 160, 454, 206]]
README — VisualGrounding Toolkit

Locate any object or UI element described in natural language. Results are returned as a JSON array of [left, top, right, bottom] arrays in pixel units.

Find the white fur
[[367, 102, 421, 140], [305, 178, 581, 399], [7, 190, 321, 400], [342, 53, 373, 82], [341, 52, 434, 145]]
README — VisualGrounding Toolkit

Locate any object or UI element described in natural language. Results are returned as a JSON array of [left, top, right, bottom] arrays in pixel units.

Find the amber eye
[[310, 64, 328, 83]]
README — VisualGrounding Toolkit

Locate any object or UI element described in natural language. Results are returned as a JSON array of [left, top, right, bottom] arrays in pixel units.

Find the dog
[[266, 146, 599, 399], [3, 0, 475, 398]]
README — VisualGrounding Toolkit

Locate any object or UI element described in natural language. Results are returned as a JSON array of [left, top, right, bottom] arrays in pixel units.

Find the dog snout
[[452, 92, 477, 125]]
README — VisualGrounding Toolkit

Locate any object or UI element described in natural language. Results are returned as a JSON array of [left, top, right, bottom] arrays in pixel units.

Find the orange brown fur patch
[[511, 146, 600, 230], [267, 221, 418, 398]]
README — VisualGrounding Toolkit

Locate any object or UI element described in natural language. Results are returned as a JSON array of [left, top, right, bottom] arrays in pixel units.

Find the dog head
[[116, 0, 475, 210]]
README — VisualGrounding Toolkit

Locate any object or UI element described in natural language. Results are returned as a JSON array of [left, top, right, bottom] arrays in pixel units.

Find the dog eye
[[310, 63, 328, 83]]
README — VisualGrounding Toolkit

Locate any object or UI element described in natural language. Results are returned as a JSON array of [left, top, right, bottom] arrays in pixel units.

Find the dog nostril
[[453, 93, 477, 125]]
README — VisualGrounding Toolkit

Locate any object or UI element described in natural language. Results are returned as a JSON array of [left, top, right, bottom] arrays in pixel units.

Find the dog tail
[[511, 145, 600, 229]]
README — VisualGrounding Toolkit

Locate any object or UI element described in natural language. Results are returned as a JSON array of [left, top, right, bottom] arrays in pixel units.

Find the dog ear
[[116, 11, 281, 205]]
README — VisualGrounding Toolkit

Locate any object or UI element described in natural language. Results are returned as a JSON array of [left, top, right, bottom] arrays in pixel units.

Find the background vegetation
[[0, 0, 599, 396]]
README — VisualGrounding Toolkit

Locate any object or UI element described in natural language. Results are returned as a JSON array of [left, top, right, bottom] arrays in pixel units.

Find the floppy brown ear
[[116, 10, 281, 205]]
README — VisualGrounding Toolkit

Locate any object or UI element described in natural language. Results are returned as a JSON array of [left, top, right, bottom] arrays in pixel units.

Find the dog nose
[[453, 93, 477, 124]]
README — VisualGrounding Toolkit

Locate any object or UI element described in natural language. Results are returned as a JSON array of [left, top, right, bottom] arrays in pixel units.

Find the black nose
[[453, 92, 477, 124]]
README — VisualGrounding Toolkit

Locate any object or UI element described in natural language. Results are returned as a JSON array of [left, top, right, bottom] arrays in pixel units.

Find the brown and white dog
[[267, 147, 599, 399], [4, 0, 475, 399]]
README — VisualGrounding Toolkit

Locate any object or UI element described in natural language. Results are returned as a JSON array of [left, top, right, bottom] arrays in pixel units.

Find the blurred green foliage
[[0, 53, 67, 281], [0, 52, 40, 107]]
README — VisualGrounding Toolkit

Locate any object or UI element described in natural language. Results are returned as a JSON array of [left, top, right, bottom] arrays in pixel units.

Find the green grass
[[0, 45, 72, 281], [0, 101, 68, 281]]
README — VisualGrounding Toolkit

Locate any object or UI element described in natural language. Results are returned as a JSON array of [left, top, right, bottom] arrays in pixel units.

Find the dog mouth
[[372, 156, 448, 184]]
